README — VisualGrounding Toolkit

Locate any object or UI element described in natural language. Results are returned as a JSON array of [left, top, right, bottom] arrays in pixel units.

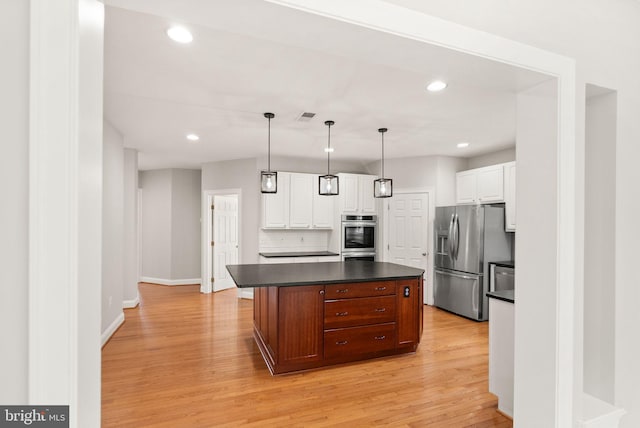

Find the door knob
[[422, 252, 427, 256]]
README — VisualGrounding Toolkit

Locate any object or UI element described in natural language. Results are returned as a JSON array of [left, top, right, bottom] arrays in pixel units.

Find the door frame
[[382, 187, 435, 305], [201, 188, 242, 293]]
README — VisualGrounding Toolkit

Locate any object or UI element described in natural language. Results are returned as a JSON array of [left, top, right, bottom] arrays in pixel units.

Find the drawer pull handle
[[336, 340, 348, 345], [374, 308, 386, 313], [374, 286, 387, 291], [374, 335, 386, 340], [336, 312, 349, 316], [336, 289, 349, 293]]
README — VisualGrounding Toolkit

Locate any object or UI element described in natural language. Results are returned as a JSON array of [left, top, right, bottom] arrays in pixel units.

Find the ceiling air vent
[[297, 111, 316, 122]]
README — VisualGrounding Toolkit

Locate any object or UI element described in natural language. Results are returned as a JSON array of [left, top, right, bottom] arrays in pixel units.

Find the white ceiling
[[103, 0, 552, 170]]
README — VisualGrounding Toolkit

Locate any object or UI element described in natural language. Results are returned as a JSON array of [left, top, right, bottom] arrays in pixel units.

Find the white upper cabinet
[[456, 170, 477, 204], [262, 172, 335, 230], [456, 164, 505, 204], [504, 162, 516, 232], [359, 175, 377, 214], [262, 172, 290, 228], [341, 174, 359, 213], [312, 177, 334, 229], [289, 173, 313, 228], [338, 173, 378, 214]]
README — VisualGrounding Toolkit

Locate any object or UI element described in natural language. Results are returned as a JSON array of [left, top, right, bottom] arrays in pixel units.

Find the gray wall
[[171, 169, 202, 279], [466, 147, 515, 169], [0, 0, 28, 404], [140, 169, 201, 280], [584, 90, 617, 402], [102, 121, 125, 331], [140, 170, 173, 279], [123, 148, 139, 302], [365, 155, 467, 206]]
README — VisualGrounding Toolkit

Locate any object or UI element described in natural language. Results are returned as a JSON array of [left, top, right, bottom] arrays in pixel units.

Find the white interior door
[[213, 195, 239, 292], [388, 193, 430, 304]]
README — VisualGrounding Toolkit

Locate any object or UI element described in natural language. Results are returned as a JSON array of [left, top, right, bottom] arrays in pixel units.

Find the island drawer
[[324, 295, 396, 329], [324, 281, 396, 299], [324, 323, 396, 358]]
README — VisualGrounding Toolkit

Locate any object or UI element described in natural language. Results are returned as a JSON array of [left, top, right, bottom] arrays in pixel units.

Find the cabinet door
[[341, 174, 359, 213], [359, 175, 377, 214], [262, 172, 289, 228], [476, 165, 504, 203], [278, 285, 325, 365], [396, 278, 422, 349], [456, 170, 477, 204], [504, 162, 516, 231], [289, 173, 313, 228], [312, 177, 334, 229]]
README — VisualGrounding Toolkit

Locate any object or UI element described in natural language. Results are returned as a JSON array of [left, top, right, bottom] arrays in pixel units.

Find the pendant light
[[374, 128, 393, 198], [319, 120, 339, 196], [260, 112, 277, 193]]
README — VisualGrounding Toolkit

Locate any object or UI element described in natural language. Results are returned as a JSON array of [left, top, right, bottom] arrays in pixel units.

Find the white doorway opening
[[201, 189, 242, 293], [383, 188, 435, 305]]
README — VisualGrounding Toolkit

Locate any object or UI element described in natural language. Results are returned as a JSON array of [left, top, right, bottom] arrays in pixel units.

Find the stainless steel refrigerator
[[434, 205, 512, 321]]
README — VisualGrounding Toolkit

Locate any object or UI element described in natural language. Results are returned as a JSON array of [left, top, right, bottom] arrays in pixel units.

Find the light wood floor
[[102, 283, 512, 427]]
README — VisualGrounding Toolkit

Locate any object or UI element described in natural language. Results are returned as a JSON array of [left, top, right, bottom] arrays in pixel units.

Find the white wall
[[140, 168, 202, 282], [381, 1, 640, 425], [123, 148, 139, 304], [0, 0, 29, 404], [435, 156, 468, 206], [102, 121, 125, 332], [584, 90, 617, 403], [513, 80, 558, 427], [466, 147, 515, 169], [170, 169, 202, 279]]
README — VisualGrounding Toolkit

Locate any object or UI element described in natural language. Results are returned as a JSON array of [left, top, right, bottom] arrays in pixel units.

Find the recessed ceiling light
[[457, 142, 470, 148], [167, 26, 193, 44], [324, 147, 334, 153], [186, 133, 199, 141], [427, 80, 448, 92]]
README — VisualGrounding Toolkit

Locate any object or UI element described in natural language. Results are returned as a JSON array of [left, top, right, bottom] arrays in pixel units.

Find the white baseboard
[[123, 293, 139, 309], [238, 288, 254, 300], [101, 312, 125, 348], [140, 276, 201, 286]]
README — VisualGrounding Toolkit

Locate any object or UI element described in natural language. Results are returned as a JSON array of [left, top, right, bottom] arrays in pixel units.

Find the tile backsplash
[[259, 229, 331, 252]]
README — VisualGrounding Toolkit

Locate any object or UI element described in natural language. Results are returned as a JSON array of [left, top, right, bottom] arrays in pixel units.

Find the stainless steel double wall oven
[[341, 215, 377, 261]]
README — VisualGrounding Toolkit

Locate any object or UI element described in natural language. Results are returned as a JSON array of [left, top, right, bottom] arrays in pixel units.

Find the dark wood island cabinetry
[[227, 261, 424, 374]]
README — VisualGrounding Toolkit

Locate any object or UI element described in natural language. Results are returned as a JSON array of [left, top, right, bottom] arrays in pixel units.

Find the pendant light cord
[[267, 116, 271, 172], [381, 131, 384, 178], [327, 123, 331, 175]]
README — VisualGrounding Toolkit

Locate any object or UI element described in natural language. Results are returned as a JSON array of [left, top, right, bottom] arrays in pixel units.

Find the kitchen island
[[226, 261, 424, 374]]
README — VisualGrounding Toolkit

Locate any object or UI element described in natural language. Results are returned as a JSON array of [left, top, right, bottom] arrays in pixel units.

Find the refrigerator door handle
[[453, 213, 460, 260], [471, 280, 479, 314], [448, 213, 455, 261], [434, 269, 478, 281]]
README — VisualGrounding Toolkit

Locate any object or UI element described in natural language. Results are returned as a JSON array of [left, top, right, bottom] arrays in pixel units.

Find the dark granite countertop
[[490, 260, 515, 268], [259, 251, 340, 258], [226, 261, 424, 288], [486, 290, 514, 303]]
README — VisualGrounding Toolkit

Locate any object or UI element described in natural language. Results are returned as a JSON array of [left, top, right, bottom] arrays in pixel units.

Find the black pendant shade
[[260, 112, 277, 193], [319, 120, 339, 196], [374, 127, 393, 198]]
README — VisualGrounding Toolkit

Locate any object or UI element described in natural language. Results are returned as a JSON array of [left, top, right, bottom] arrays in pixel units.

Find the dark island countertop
[[259, 251, 340, 258], [226, 261, 424, 288], [486, 290, 514, 303]]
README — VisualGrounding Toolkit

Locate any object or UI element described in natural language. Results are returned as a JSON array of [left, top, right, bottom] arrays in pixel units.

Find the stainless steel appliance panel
[[452, 205, 484, 274], [434, 269, 483, 320], [492, 265, 514, 291]]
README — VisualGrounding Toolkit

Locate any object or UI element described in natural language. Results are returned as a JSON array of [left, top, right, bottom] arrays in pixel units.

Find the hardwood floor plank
[[102, 283, 512, 427]]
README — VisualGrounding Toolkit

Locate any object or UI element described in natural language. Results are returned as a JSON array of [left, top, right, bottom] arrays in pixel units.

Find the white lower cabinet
[[488, 297, 515, 418]]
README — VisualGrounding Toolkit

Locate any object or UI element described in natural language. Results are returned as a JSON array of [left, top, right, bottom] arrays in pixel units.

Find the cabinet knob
[[319, 290, 325, 295]]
